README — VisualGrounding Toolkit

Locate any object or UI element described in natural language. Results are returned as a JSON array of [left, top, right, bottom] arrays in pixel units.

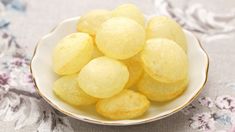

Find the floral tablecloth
[[0, 0, 235, 131]]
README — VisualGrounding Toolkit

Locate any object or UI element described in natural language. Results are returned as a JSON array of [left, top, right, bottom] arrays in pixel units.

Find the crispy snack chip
[[96, 17, 145, 59], [141, 38, 188, 83], [78, 56, 129, 98], [96, 89, 150, 120], [146, 16, 187, 51], [52, 33, 94, 75], [53, 75, 98, 106], [77, 9, 112, 36], [138, 73, 188, 102], [112, 4, 145, 26]]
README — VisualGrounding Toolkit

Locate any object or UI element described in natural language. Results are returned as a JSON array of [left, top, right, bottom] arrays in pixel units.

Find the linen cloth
[[0, 0, 235, 131]]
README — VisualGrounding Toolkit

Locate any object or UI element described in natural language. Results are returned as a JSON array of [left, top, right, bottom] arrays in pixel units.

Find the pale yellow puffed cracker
[[146, 16, 187, 51], [78, 56, 129, 98], [141, 38, 188, 83], [112, 4, 145, 26], [138, 73, 188, 102], [96, 17, 145, 60], [123, 55, 143, 88], [96, 89, 150, 120], [52, 33, 94, 75], [77, 9, 112, 36], [53, 75, 98, 106]]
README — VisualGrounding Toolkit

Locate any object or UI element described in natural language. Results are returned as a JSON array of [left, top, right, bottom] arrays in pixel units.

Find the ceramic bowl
[[30, 17, 209, 125]]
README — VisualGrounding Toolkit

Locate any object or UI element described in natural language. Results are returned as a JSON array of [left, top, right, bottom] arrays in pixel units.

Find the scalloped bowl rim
[[30, 17, 209, 126]]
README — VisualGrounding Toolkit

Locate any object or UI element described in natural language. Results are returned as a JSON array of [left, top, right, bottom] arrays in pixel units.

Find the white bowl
[[30, 17, 209, 126]]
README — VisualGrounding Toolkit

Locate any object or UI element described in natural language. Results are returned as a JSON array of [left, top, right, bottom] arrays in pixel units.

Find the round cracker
[[138, 73, 188, 102], [96, 17, 145, 60], [78, 56, 129, 98], [146, 16, 187, 51], [141, 38, 188, 83], [96, 89, 150, 120], [112, 4, 145, 26], [53, 75, 98, 106], [52, 33, 94, 75], [77, 9, 112, 36]]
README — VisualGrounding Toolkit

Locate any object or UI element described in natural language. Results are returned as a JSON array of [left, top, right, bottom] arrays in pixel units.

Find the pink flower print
[[215, 95, 235, 112], [181, 104, 197, 115], [198, 97, 214, 108], [0, 73, 9, 86], [189, 112, 215, 131]]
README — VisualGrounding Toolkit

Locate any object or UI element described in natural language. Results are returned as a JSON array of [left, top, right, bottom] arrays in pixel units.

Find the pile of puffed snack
[[52, 4, 188, 120]]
